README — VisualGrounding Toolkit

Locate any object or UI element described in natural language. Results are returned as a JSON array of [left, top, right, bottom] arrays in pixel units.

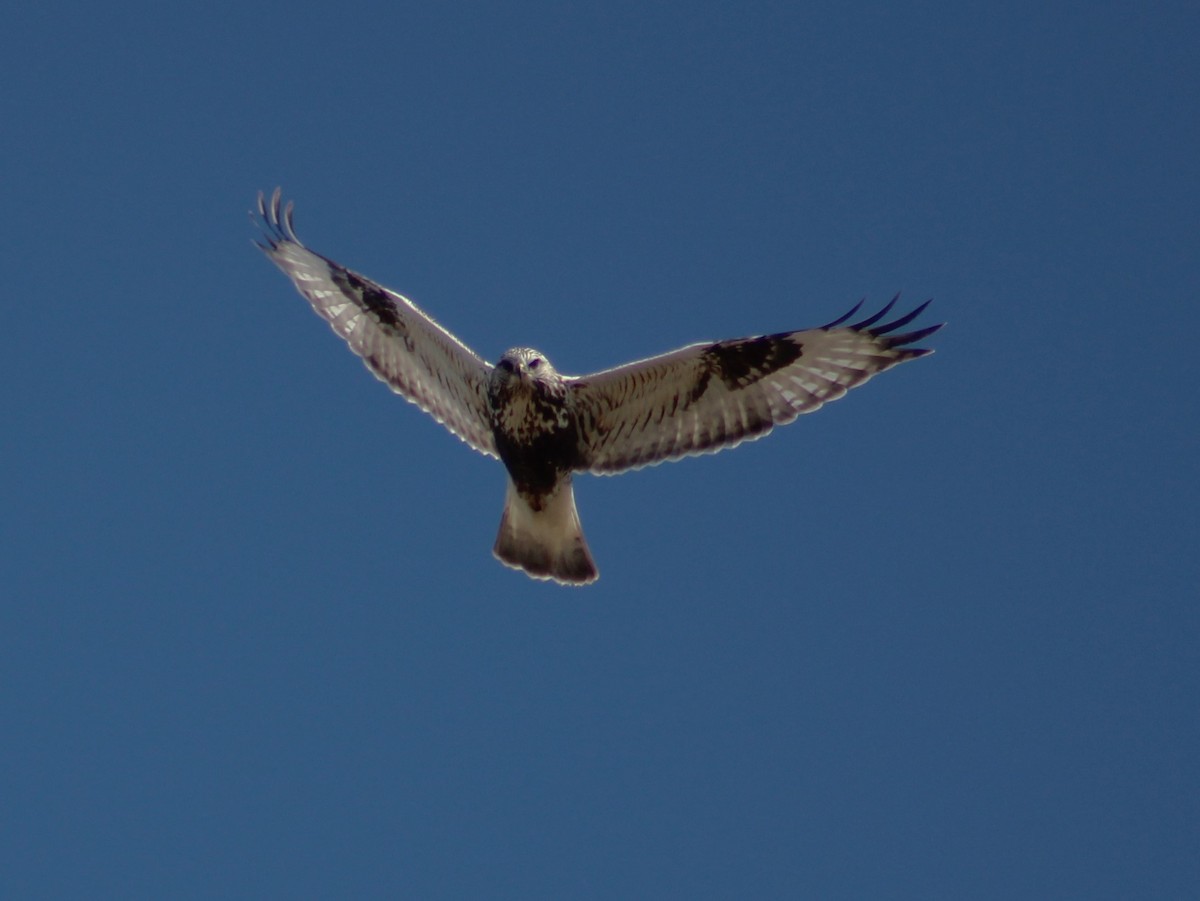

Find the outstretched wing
[[570, 298, 941, 473], [254, 189, 498, 458]]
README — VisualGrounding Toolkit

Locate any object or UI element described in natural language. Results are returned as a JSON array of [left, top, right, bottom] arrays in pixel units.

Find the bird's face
[[492, 348, 560, 392]]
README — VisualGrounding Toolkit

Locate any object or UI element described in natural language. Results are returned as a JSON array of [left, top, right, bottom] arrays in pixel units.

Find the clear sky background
[[3, 2, 1197, 898]]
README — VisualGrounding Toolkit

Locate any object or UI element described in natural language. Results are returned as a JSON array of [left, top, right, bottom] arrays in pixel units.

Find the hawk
[[254, 189, 941, 585]]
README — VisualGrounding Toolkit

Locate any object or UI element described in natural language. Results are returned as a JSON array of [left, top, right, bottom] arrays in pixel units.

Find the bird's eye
[[529, 358, 541, 370]]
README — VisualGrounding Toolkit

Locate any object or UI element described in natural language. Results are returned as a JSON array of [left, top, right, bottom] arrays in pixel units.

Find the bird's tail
[[493, 478, 598, 585]]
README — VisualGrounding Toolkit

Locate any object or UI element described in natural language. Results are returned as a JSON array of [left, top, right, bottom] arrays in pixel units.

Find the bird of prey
[[254, 189, 941, 585]]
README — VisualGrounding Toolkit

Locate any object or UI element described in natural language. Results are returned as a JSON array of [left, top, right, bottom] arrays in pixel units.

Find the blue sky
[[2, 1, 1197, 897]]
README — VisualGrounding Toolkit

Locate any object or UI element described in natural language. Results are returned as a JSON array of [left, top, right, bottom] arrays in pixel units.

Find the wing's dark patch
[[703, 333, 804, 391], [329, 266, 411, 344]]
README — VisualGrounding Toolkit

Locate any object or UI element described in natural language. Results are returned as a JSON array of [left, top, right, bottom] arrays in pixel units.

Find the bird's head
[[491, 347, 560, 390]]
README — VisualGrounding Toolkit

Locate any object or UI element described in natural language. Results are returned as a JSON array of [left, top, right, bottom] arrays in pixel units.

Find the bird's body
[[486, 349, 597, 582], [254, 190, 942, 584]]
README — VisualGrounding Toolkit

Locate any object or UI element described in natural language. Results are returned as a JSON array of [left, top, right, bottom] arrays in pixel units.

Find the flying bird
[[254, 189, 941, 585]]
